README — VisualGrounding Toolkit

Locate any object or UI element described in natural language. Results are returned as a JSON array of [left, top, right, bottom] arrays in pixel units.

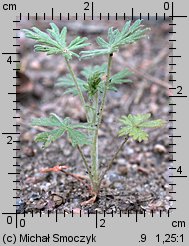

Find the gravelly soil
[[15, 17, 173, 214]]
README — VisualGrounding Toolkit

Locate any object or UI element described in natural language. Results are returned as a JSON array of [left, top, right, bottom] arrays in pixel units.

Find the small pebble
[[117, 164, 128, 175], [64, 149, 71, 156], [29, 192, 40, 202], [30, 60, 41, 70], [72, 208, 82, 214], [16, 199, 26, 213], [117, 158, 126, 165], [154, 144, 167, 153], [23, 146, 35, 157], [50, 194, 64, 206], [21, 132, 33, 142]]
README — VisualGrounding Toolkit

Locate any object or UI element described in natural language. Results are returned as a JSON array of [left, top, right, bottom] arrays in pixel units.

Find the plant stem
[[76, 145, 94, 186], [98, 53, 113, 126], [91, 92, 99, 185], [65, 58, 89, 120], [100, 136, 129, 182], [89, 53, 113, 192]]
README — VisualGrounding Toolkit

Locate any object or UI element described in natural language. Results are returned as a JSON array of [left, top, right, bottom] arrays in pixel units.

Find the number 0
[[7, 216, 13, 224], [20, 219, 25, 227], [164, 2, 170, 10]]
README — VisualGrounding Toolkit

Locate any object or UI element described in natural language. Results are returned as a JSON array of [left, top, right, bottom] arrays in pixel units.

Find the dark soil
[[16, 17, 172, 214]]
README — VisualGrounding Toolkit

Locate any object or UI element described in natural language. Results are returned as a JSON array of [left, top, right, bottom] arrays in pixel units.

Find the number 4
[[7, 56, 12, 64], [177, 166, 182, 174]]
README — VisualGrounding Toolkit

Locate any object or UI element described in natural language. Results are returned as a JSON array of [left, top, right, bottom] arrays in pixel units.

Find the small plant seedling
[[24, 20, 165, 205]]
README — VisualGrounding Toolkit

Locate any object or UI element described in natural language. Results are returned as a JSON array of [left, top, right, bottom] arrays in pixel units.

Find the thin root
[[60, 170, 91, 191], [80, 193, 97, 206]]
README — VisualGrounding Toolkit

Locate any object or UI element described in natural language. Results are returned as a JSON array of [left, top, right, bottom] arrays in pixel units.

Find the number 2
[[84, 2, 90, 10], [7, 136, 13, 144]]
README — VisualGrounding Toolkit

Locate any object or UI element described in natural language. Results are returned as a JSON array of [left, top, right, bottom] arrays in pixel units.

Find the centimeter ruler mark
[[11, 1, 187, 22], [1, 1, 188, 223], [2, 209, 172, 229]]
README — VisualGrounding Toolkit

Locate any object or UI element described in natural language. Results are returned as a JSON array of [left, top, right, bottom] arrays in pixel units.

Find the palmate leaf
[[55, 74, 86, 95], [23, 23, 90, 59], [55, 64, 107, 96], [81, 19, 149, 58], [56, 64, 132, 96], [84, 71, 103, 97], [67, 129, 91, 147], [109, 68, 133, 91], [81, 64, 107, 79], [118, 113, 165, 142], [32, 113, 68, 127], [35, 128, 66, 148], [32, 113, 91, 148]]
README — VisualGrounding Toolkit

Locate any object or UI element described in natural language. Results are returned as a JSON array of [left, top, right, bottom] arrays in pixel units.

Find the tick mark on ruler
[[8, 172, 20, 175], [169, 135, 181, 138], [8, 92, 20, 95], [52, 8, 54, 20], [169, 15, 187, 18], [132, 8, 134, 20], [169, 55, 181, 58], [2, 132, 20, 135], [169, 95, 187, 98], [2, 52, 20, 55], [169, 175, 187, 178]]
